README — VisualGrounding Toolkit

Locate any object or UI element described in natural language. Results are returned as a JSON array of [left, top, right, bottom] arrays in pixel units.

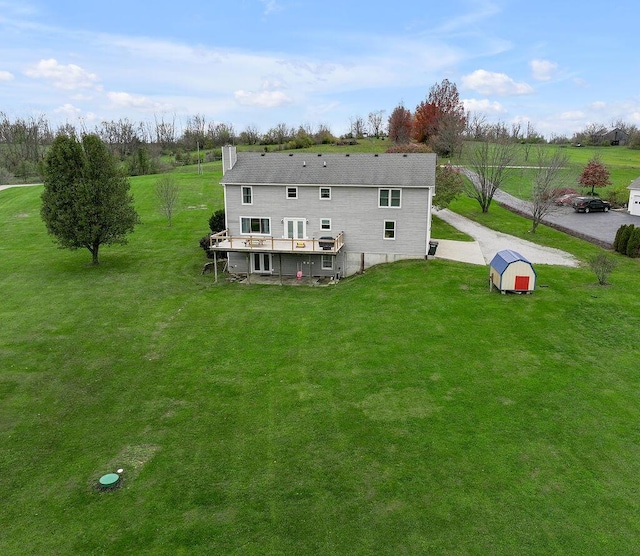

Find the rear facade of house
[[210, 146, 437, 278]]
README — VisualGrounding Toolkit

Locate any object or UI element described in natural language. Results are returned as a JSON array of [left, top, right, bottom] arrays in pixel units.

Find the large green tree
[[41, 134, 140, 264]]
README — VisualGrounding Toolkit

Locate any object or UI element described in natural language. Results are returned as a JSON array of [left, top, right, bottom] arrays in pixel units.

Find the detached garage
[[628, 177, 640, 216], [489, 250, 536, 294]]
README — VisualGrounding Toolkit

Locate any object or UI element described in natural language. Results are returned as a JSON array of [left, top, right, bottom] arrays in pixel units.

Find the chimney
[[221, 145, 237, 175]]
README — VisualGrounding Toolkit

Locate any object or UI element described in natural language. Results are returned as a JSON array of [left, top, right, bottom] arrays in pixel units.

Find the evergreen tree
[[626, 227, 640, 258], [618, 224, 635, 255]]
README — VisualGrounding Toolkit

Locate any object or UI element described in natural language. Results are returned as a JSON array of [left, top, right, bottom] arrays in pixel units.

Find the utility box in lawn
[[489, 249, 536, 294]]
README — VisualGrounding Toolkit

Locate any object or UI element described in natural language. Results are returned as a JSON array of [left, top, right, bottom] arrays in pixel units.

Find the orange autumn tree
[[413, 79, 466, 156], [579, 156, 611, 195]]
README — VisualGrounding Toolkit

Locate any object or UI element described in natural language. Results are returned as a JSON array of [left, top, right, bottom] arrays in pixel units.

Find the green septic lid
[[99, 473, 120, 488]]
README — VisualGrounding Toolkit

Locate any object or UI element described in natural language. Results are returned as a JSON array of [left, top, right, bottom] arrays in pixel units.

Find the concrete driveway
[[433, 209, 580, 267]]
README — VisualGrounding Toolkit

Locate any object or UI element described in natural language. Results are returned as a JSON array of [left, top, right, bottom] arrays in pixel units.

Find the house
[[208, 146, 437, 280], [489, 250, 537, 294], [628, 177, 640, 216]]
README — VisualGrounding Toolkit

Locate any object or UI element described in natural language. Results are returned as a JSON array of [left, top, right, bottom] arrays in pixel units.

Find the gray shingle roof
[[221, 152, 436, 188]]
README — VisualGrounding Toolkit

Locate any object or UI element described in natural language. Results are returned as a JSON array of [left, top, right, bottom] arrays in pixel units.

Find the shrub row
[[613, 224, 640, 257]]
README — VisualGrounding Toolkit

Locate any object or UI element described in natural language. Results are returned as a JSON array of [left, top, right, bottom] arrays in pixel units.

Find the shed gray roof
[[221, 152, 436, 188], [628, 177, 640, 190]]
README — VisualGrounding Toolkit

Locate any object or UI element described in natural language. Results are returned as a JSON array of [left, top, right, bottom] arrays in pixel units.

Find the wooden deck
[[208, 231, 344, 254]]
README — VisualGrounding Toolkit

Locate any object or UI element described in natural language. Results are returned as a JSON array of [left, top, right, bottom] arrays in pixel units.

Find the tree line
[[3, 77, 640, 184]]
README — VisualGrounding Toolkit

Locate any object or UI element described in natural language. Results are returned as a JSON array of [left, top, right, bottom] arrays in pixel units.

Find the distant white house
[[628, 177, 640, 217]]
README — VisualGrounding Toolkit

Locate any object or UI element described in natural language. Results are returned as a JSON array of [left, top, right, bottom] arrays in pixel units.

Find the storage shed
[[489, 250, 536, 294]]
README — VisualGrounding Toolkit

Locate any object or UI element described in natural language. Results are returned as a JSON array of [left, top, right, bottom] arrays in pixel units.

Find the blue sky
[[1, 0, 639, 139]]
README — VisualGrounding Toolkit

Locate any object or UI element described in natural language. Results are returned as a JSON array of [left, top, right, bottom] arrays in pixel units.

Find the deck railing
[[209, 230, 344, 253]]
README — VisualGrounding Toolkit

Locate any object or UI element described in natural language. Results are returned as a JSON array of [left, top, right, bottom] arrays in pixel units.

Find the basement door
[[514, 275, 530, 290], [252, 253, 272, 274]]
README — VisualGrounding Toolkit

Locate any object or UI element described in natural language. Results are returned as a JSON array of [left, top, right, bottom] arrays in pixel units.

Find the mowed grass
[[2, 169, 640, 555]]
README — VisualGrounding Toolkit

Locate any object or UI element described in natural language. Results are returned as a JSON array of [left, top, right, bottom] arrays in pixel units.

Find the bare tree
[[464, 136, 516, 213], [589, 253, 617, 285], [154, 113, 177, 151], [575, 123, 607, 146], [95, 118, 142, 159], [209, 122, 235, 147], [367, 110, 385, 138], [0, 113, 51, 180], [181, 114, 207, 150], [313, 123, 334, 144], [349, 115, 366, 138], [239, 124, 260, 145], [530, 146, 569, 232], [465, 112, 487, 140], [155, 174, 180, 227], [430, 111, 466, 158], [55, 122, 79, 139]]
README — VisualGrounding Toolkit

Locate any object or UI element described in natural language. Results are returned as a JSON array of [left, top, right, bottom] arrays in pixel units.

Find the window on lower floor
[[241, 217, 270, 234], [321, 255, 334, 270], [320, 218, 331, 231], [384, 220, 396, 239]]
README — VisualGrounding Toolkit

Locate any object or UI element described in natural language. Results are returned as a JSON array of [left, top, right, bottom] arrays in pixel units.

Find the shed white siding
[[489, 250, 536, 293]]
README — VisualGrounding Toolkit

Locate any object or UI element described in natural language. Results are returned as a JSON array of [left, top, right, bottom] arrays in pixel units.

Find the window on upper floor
[[383, 220, 396, 239], [286, 187, 298, 199], [379, 188, 401, 208], [241, 217, 270, 235], [241, 186, 252, 205], [320, 187, 331, 200]]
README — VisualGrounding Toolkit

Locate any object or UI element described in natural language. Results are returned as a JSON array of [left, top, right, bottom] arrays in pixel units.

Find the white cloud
[[235, 89, 293, 108], [0, 70, 15, 81], [106, 91, 170, 112], [462, 69, 534, 96], [260, 0, 283, 15], [53, 103, 82, 117], [530, 59, 557, 81], [24, 59, 100, 90], [462, 98, 506, 114], [560, 111, 585, 121]]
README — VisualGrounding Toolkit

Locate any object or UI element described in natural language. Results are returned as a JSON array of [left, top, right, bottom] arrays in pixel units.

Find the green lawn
[[1, 168, 640, 555]]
